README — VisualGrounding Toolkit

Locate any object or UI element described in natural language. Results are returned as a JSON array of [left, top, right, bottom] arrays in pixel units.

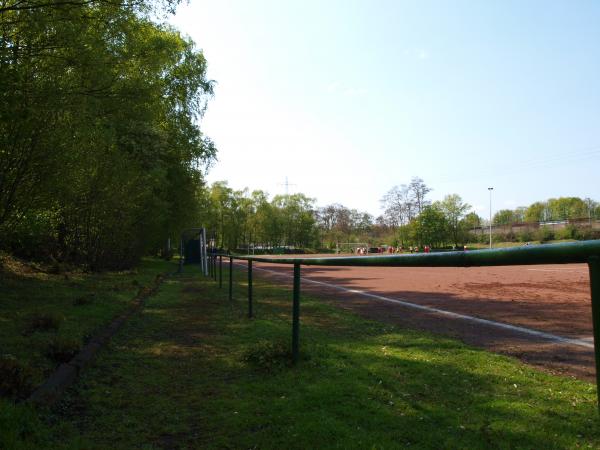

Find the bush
[[0, 355, 35, 400], [46, 337, 80, 363], [516, 229, 535, 243], [556, 225, 581, 240], [0, 211, 59, 263], [537, 226, 555, 243], [579, 229, 600, 240], [23, 312, 63, 335], [242, 340, 291, 373]]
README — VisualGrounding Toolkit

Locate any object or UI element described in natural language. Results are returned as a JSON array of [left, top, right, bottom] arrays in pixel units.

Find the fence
[[471, 218, 600, 237], [201, 240, 600, 411]]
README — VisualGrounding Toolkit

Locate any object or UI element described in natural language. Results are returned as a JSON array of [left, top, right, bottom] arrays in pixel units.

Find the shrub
[[516, 229, 535, 243], [46, 337, 80, 363], [556, 225, 581, 240], [242, 340, 291, 373], [23, 312, 63, 335], [537, 226, 555, 243], [579, 229, 600, 240], [0, 355, 35, 400]]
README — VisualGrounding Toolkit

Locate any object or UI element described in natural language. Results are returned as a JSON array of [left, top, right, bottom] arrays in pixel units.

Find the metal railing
[[205, 240, 600, 411]]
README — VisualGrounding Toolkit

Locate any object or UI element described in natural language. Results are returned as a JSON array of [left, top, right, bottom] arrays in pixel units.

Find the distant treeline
[[492, 197, 600, 225], [199, 179, 478, 250], [0, 1, 215, 269], [203, 179, 600, 252]]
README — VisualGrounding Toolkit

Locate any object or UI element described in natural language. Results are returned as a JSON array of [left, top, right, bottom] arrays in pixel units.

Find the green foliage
[[556, 224, 581, 240], [516, 229, 535, 242], [0, 355, 34, 400], [200, 182, 320, 251], [0, 1, 215, 270], [410, 204, 449, 247], [537, 226, 555, 243], [438, 194, 471, 246], [493, 209, 518, 225]]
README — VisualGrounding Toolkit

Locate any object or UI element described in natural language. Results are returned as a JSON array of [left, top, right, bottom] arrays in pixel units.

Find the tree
[[525, 202, 548, 223], [408, 177, 431, 215], [381, 178, 431, 246], [410, 205, 448, 247], [547, 197, 588, 221], [0, 3, 216, 268], [438, 194, 471, 247], [493, 209, 517, 225], [462, 212, 482, 229]]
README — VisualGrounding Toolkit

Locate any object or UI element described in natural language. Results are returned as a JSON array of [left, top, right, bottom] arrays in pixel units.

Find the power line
[[278, 176, 297, 196]]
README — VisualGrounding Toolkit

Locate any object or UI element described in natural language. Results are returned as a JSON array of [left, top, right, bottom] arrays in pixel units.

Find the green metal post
[[292, 263, 301, 365], [229, 257, 233, 302], [588, 256, 600, 413], [213, 255, 217, 281], [219, 255, 223, 288], [248, 260, 253, 318]]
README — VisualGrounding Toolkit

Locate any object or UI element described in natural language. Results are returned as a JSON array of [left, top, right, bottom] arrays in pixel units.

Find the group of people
[[350, 244, 468, 255]]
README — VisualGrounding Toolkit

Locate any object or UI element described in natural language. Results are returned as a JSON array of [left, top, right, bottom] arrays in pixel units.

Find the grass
[[0, 254, 173, 392], [1, 262, 600, 448], [468, 239, 579, 249]]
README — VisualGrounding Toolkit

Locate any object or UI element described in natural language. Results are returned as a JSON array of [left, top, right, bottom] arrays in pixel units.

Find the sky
[[169, 0, 600, 219]]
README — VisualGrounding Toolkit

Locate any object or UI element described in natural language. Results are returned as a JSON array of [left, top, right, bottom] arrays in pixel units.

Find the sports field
[[245, 257, 595, 380]]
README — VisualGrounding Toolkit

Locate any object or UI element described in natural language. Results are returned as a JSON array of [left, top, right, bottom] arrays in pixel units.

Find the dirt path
[[248, 261, 596, 381]]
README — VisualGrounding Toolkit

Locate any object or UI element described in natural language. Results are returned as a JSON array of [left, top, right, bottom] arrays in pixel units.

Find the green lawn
[[0, 255, 173, 392], [468, 239, 578, 249], [2, 262, 600, 449]]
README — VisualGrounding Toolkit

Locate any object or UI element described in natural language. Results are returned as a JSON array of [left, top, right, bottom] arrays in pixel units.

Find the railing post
[[219, 255, 223, 288], [229, 256, 233, 302], [248, 260, 253, 318], [588, 256, 600, 413], [213, 255, 217, 281], [292, 263, 301, 365]]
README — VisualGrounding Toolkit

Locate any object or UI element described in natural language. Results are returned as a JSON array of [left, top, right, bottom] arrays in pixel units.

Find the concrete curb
[[26, 273, 166, 407]]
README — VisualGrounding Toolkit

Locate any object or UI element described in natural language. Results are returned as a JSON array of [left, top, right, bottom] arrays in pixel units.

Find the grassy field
[[468, 239, 578, 249], [0, 255, 173, 393], [2, 261, 600, 449]]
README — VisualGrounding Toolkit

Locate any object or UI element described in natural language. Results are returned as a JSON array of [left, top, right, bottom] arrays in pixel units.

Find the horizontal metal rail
[[214, 239, 600, 413], [228, 240, 600, 267]]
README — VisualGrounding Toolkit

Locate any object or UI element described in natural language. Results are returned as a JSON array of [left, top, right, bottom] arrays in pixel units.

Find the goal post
[[335, 242, 369, 255]]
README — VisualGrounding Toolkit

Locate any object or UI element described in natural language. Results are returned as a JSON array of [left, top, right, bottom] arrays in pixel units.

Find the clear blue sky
[[170, 0, 600, 219]]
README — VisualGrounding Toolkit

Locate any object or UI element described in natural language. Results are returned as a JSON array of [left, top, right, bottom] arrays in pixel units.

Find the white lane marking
[[244, 263, 594, 350]]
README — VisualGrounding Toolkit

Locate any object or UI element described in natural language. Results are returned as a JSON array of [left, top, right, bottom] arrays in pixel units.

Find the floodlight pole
[[488, 187, 494, 249]]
